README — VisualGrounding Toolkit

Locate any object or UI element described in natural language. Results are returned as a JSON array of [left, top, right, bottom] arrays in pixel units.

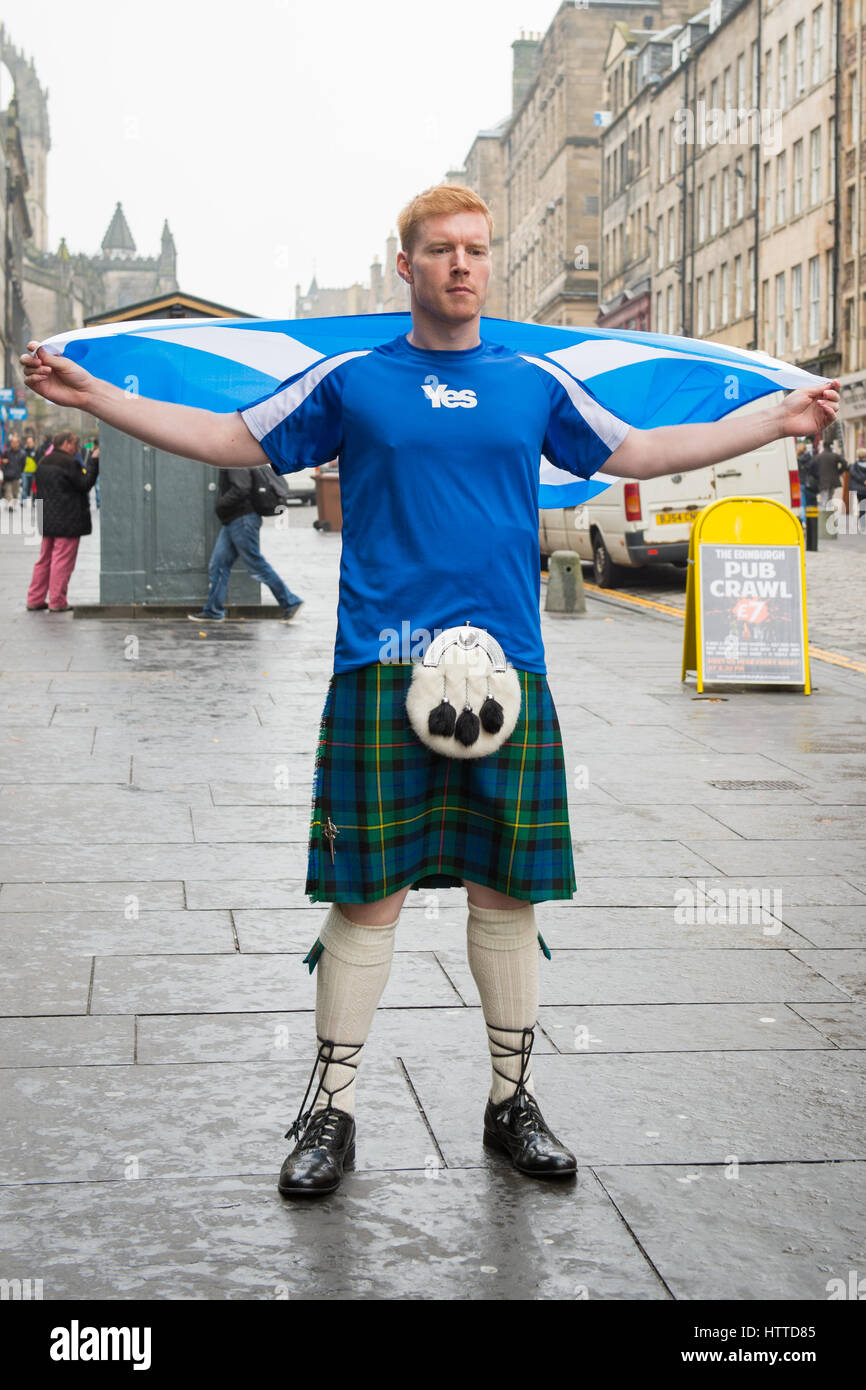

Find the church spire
[[157, 218, 178, 289], [101, 201, 136, 259]]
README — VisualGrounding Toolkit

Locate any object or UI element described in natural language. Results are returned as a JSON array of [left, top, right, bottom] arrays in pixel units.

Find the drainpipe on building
[[831, 0, 841, 371], [506, 136, 513, 320], [689, 49, 698, 340], [751, 0, 762, 351], [599, 121, 606, 309], [681, 53, 690, 334]]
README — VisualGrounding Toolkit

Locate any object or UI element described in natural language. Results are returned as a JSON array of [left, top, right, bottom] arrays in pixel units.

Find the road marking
[[807, 646, 866, 674], [583, 581, 686, 618]]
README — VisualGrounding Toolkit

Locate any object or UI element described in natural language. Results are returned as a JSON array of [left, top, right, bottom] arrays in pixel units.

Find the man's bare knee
[[337, 886, 411, 926], [463, 878, 527, 909]]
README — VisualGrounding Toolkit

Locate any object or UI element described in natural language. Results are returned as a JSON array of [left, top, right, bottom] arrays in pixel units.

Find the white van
[[538, 391, 801, 586]]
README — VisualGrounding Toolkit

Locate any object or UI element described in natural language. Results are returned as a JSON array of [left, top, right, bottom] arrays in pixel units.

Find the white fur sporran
[[405, 623, 522, 759]]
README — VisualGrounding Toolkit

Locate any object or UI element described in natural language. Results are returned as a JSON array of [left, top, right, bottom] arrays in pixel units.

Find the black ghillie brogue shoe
[[482, 1025, 577, 1180], [278, 1105, 356, 1196], [278, 1036, 361, 1197]]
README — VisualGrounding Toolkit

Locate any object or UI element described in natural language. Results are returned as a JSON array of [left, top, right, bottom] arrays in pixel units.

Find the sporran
[[405, 622, 522, 759]]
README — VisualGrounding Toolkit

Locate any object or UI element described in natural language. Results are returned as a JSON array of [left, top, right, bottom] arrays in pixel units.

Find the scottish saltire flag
[[38, 313, 829, 509]]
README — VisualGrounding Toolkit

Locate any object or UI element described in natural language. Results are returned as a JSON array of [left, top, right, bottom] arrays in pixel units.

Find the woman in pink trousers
[[26, 431, 98, 613]]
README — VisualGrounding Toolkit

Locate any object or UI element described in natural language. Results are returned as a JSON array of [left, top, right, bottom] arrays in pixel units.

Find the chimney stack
[[511, 32, 542, 114]]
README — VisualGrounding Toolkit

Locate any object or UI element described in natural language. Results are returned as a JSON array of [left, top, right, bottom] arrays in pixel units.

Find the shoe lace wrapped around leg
[[284, 1035, 362, 1149], [488, 1024, 549, 1134]]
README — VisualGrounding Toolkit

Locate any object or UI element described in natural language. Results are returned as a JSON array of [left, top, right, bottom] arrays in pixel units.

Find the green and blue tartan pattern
[[305, 661, 577, 904]]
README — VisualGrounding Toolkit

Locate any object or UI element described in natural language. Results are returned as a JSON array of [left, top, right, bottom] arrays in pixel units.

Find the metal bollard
[[804, 505, 818, 551], [818, 505, 837, 541], [545, 550, 586, 614]]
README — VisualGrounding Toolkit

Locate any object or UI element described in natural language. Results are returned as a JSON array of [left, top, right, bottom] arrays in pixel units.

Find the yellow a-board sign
[[682, 496, 810, 694]]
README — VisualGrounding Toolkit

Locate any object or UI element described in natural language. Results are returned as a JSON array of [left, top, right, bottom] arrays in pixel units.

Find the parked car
[[539, 391, 801, 586]]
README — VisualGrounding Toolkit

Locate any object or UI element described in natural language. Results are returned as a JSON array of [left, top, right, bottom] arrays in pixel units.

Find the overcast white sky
[[1, 0, 560, 320]]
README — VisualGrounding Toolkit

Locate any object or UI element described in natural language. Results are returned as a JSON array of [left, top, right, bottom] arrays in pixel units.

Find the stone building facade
[[0, 92, 32, 389], [460, 120, 509, 319], [598, 0, 847, 436], [451, 2, 697, 327]]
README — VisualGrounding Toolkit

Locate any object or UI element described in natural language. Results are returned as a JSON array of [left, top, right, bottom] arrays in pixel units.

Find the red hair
[[397, 184, 493, 257]]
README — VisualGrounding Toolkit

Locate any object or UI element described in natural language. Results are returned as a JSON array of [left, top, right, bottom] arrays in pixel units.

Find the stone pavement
[[0, 503, 864, 1302]]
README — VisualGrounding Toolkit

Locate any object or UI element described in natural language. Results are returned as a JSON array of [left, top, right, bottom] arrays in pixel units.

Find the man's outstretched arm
[[597, 380, 841, 482], [20, 341, 268, 468]]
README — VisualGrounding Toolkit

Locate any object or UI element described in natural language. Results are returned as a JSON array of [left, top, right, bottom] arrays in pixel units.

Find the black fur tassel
[[479, 696, 504, 733], [455, 707, 480, 745], [428, 699, 457, 736]]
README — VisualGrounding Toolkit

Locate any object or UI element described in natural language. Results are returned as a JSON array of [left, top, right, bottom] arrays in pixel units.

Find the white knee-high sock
[[307, 902, 399, 1117], [466, 900, 539, 1104]]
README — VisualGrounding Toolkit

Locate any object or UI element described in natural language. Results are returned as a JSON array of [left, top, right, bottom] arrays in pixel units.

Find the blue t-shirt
[[240, 333, 630, 675]]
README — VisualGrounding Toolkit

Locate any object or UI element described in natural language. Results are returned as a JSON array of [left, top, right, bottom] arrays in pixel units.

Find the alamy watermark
[[673, 101, 783, 153], [674, 880, 782, 933], [824, 500, 866, 536], [0, 500, 41, 546]]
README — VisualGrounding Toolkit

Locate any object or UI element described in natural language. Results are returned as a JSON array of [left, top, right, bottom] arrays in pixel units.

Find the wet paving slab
[[132, 1005, 559, 1067], [789, 949, 866, 999], [538, 1002, 835, 1052], [592, 1161, 866, 1301], [402, 1050, 866, 1167], [0, 1058, 433, 1183], [0, 880, 186, 912], [89, 950, 461, 1015], [0, 910, 236, 956], [0, 840, 308, 882], [0, 1168, 667, 1300], [0, 1015, 136, 1068], [436, 945, 851, 1007]]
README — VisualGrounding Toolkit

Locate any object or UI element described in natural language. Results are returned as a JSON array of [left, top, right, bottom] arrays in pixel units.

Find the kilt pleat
[[305, 661, 576, 904]]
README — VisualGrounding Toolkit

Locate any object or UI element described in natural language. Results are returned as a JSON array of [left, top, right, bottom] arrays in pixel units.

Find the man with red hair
[[21, 184, 840, 1198]]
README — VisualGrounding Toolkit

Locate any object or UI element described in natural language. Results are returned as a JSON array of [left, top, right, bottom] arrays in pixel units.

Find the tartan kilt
[[305, 660, 576, 904]]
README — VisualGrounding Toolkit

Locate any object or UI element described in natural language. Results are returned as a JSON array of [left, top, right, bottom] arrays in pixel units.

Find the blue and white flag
[[38, 313, 828, 509]]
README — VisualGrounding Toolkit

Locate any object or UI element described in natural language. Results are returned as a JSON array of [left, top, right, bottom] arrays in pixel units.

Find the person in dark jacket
[[812, 438, 847, 507], [187, 467, 304, 622], [26, 430, 97, 612], [2, 432, 26, 504], [849, 447, 866, 520], [34, 432, 54, 464]]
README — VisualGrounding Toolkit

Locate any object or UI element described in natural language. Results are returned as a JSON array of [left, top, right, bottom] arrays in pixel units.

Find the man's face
[[60, 437, 79, 456], [398, 211, 491, 325], [9, 435, 19, 449]]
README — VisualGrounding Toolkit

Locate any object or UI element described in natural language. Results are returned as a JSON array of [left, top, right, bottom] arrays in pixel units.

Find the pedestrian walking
[[813, 437, 847, 508], [84, 437, 100, 509], [20, 183, 842, 1198], [25, 430, 98, 612], [796, 440, 818, 515], [849, 447, 866, 523], [1, 431, 26, 505], [20, 433, 38, 503], [34, 431, 53, 463], [188, 465, 303, 622]]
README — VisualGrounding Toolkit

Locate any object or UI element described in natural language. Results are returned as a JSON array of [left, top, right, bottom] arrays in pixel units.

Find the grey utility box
[[98, 422, 260, 606]]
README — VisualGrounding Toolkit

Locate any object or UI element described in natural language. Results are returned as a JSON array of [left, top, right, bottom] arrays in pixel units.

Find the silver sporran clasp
[[405, 621, 522, 759]]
